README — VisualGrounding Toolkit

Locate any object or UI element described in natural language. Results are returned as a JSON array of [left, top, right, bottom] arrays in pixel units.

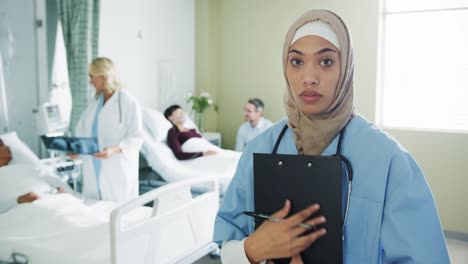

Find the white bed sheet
[[0, 194, 151, 264], [141, 133, 240, 193]]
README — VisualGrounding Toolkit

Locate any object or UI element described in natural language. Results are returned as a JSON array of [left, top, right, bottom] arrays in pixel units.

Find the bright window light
[[385, 0, 468, 13], [50, 21, 72, 125], [378, 3, 468, 133]]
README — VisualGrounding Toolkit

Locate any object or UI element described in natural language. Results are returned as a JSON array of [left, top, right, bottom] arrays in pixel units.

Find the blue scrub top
[[214, 115, 450, 263], [91, 93, 104, 199]]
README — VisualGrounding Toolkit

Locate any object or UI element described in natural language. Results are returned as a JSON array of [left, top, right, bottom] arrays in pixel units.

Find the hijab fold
[[282, 10, 355, 155]]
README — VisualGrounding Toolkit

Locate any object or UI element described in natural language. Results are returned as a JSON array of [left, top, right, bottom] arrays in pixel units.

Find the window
[[378, 0, 468, 133], [49, 21, 72, 126]]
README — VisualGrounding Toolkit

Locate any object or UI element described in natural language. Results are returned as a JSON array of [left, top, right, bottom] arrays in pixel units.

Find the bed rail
[[110, 177, 219, 264]]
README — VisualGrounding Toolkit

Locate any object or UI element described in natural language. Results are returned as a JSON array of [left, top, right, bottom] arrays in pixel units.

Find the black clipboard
[[253, 153, 342, 264], [41, 135, 99, 155]]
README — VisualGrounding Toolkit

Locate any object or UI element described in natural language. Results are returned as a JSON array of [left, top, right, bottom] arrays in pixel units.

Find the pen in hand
[[243, 211, 317, 230]]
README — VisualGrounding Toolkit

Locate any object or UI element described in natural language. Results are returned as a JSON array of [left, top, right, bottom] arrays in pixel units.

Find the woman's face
[[168, 108, 185, 125], [89, 73, 106, 92], [286, 35, 341, 115]]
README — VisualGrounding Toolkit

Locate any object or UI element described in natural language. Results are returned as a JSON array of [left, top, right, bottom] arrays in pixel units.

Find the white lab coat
[[74, 89, 143, 202]]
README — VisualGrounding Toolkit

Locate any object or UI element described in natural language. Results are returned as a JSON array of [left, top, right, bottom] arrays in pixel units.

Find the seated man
[[235, 98, 273, 151], [164, 105, 217, 160], [0, 138, 65, 214]]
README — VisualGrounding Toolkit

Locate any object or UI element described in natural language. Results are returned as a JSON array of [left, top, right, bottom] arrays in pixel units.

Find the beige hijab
[[282, 10, 355, 155]]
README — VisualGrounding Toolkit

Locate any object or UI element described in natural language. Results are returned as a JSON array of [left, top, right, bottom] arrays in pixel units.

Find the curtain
[[57, 0, 99, 130]]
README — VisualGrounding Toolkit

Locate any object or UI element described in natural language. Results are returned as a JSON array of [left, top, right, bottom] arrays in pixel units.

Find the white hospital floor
[[447, 238, 468, 264], [194, 255, 220, 264], [194, 238, 468, 264]]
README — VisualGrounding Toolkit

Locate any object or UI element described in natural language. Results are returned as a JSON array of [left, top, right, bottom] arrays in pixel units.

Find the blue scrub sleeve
[[214, 150, 255, 244], [380, 153, 450, 263]]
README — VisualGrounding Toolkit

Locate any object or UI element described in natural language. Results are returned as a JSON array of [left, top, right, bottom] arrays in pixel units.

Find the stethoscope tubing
[[273, 123, 354, 237]]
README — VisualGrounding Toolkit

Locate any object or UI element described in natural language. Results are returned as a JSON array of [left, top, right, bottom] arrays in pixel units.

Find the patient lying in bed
[[0, 132, 220, 264], [141, 107, 241, 192], [0, 139, 67, 214], [164, 104, 217, 160], [0, 134, 145, 263], [0, 186, 150, 264]]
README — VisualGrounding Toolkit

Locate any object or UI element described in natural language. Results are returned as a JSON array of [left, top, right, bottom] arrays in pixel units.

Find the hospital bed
[[0, 131, 220, 264], [141, 108, 241, 193], [0, 177, 220, 264]]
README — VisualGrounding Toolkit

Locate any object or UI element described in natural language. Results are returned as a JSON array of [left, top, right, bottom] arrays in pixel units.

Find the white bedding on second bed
[[142, 135, 240, 192]]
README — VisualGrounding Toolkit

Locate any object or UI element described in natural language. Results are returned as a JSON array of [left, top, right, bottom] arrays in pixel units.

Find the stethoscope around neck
[[272, 124, 353, 237]]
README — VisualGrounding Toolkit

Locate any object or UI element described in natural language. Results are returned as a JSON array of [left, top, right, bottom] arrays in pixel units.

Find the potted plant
[[187, 91, 217, 132]]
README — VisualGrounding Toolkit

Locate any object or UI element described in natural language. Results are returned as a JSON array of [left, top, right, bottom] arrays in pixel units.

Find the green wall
[[196, 0, 468, 233], [195, 0, 220, 132]]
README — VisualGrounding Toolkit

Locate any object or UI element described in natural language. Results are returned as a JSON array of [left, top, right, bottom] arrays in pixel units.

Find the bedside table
[[202, 131, 222, 147]]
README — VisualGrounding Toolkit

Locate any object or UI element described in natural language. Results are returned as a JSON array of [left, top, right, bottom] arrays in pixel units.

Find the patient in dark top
[[164, 105, 217, 160]]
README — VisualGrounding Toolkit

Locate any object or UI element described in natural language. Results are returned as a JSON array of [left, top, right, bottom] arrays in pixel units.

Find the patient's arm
[[0, 192, 40, 214], [40, 169, 74, 194], [167, 128, 203, 160], [0, 197, 17, 214]]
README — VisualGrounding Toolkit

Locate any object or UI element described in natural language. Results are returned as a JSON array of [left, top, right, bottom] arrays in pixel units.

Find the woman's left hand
[[94, 146, 121, 159]]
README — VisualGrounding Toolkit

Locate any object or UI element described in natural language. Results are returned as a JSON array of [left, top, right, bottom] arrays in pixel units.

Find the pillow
[[0, 132, 42, 167], [0, 163, 53, 201], [142, 108, 173, 142]]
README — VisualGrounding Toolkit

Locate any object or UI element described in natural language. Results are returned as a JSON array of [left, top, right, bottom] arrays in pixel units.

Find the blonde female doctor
[[74, 57, 143, 202]]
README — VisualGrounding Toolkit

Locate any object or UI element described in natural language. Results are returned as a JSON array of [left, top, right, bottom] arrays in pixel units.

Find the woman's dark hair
[[164, 104, 181, 120]]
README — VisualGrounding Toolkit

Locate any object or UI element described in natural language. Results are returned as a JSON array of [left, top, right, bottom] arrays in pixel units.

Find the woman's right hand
[[67, 153, 79, 159], [244, 200, 327, 263]]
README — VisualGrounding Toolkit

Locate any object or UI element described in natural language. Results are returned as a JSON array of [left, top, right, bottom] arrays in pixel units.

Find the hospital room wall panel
[[195, 0, 468, 234], [99, 0, 195, 112], [0, 0, 47, 155]]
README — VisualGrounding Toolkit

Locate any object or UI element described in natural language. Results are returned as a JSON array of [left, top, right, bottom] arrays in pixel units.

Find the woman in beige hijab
[[214, 9, 449, 264]]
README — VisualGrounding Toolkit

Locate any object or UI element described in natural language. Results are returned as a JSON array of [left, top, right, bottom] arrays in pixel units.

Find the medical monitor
[[46, 104, 62, 126], [37, 103, 68, 135]]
